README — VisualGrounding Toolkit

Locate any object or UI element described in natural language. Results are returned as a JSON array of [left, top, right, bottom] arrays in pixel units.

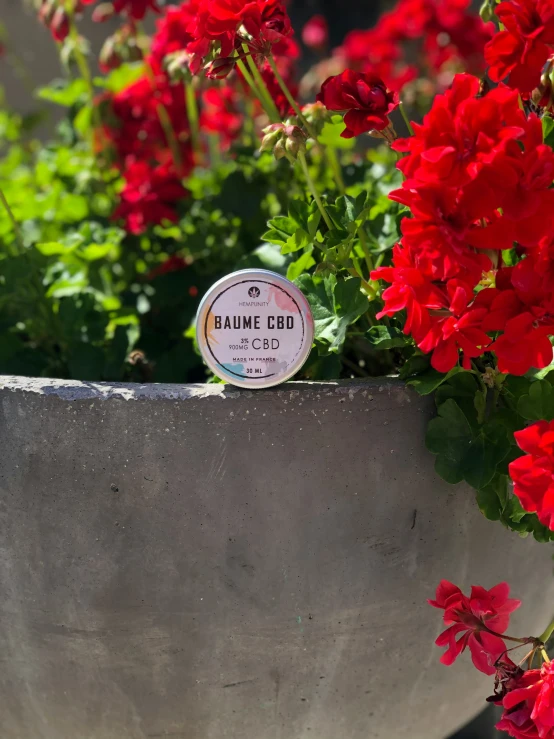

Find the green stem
[[65, 3, 100, 141], [185, 81, 201, 166], [144, 64, 183, 173], [539, 618, 554, 646], [358, 226, 374, 274], [399, 101, 414, 136], [0, 185, 24, 255], [267, 54, 318, 139], [236, 58, 278, 123], [242, 47, 281, 123], [298, 152, 333, 231], [347, 267, 377, 300], [326, 147, 346, 194]]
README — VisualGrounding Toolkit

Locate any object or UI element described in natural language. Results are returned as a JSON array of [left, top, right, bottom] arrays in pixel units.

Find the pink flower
[[429, 580, 521, 675], [302, 15, 328, 51]]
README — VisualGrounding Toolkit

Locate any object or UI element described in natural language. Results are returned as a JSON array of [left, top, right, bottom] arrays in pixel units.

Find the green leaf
[[426, 400, 509, 487], [318, 116, 356, 150], [37, 79, 88, 107], [295, 274, 369, 354], [408, 366, 465, 396], [282, 228, 310, 254], [366, 325, 407, 350], [35, 241, 69, 256], [399, 352, 430, 380], [286, 248, 315, 281], [93, 62, 145, 93], [543, 116, 554, 149], [477, 476, 506, 521], [78, 243, 114, 261], [517, 379, 554, 421], [236, 243, 290, 274], [461, 422, 510, 489], [426, 399, 474, 484]]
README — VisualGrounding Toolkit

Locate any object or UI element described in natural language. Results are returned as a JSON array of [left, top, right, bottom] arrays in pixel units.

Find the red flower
[[510, 422, 554, 530], [150, 2, 200, 68], [417, 281, 491, 372], [302, 15, 328, 51], [103, 68, 194, 174], [147, 254, 188, 280], [316, 70, 398, 138], [113, 162, 188, 234], [200, 86, 243, 149], [428, 580, 521, 675], [485, 0, 554, 93], [497, 662, 554, 739]]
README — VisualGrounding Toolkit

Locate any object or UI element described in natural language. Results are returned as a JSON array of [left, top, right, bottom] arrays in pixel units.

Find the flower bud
[[259, 122, 307, 162], [50, 6, 70, 43], [164, 51, 193, 82], [38, 0, 56, 26], [260, 123, 284, 153], [302, 101, 331, 135], [273, 137, 287, 160], [205, 56, 236, 80], [92, 2, 115, 22], [100, 35, 122, 71], [479, 0, 494, 23]]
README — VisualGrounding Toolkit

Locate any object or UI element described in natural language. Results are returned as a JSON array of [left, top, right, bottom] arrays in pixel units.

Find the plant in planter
[[1, 0, 554, 734]]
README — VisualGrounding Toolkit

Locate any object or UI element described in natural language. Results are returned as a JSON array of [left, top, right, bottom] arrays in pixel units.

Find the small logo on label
[[248, 286, 261, 298]]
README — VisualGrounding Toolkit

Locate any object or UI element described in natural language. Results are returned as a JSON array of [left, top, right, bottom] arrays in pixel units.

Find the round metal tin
[[196, 269, 315, 389]]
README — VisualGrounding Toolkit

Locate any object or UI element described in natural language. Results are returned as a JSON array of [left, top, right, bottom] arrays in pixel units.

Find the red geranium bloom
[[113, 162, 188, 234], [417, 281, 490, 371], [510, 421, 554, 530], [150, 2, 200, 68], [428, 580, 521, 675], [372, 244, 446, 343], [316, 69, 398, 138], [485, 0, 554, 92], [497, 662, 554, 739], [200, 86, 243, 149], [491, 312, 554, 376]]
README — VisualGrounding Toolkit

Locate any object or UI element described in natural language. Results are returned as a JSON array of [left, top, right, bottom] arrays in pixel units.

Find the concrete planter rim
[[0, 374, 405, 401]]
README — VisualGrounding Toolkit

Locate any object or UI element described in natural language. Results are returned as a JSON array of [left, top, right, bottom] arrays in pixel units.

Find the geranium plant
[[1, 0, 554, 730]]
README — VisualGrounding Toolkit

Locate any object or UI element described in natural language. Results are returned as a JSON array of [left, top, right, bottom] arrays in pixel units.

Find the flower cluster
[[496, 661, 554, 739], [485, 0, 554, 95], [510, 422, 554, 531], [371, 73, 554, 375], [99, 55, 195, 232], [332, 0, 492, 92], [147, 0, 295, 77], [430, 581, 554, 739], [429, 580, 521, 675]]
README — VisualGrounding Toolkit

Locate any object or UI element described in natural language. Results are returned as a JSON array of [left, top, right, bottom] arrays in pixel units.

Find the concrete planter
[[0, 376, 552, 739]]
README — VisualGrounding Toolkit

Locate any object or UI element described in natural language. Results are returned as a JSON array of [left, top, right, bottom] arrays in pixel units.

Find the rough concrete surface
[[0, 376, 553, 739]]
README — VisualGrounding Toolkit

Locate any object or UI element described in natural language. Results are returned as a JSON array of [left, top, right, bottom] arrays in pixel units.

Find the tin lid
[[196, 269, 315, 389]]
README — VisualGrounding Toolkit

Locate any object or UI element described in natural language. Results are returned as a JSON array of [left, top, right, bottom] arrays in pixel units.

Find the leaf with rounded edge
[[408, 366, 465, 396], [295, 274, 369, 354], [517, 380, 554, 421]]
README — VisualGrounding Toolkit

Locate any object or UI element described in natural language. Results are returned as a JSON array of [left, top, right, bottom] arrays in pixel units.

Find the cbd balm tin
[[196, 269, 315, 389]]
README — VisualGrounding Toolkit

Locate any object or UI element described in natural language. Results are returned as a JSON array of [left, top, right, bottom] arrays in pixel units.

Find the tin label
[[199, 275, 313, 387]]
